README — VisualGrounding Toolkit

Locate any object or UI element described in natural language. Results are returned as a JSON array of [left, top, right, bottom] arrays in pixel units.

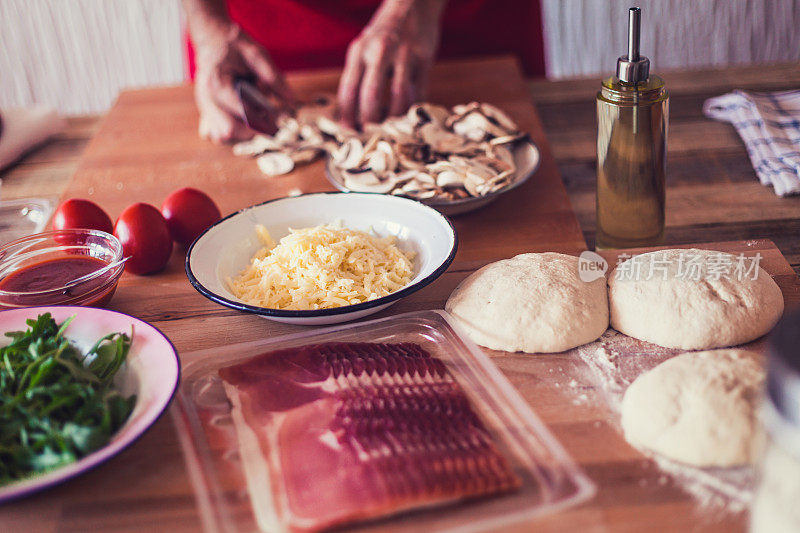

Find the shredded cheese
[[228, 224, 415, 310]]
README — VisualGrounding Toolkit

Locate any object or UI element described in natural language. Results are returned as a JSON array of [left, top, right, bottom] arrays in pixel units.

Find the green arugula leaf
[[0, 314, 135, 485]]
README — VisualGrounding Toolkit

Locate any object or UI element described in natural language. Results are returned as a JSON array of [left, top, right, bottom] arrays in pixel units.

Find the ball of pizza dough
[[621, 349, 764, 467], [445, 252, 608, 353], [608, 249, 783, 350]]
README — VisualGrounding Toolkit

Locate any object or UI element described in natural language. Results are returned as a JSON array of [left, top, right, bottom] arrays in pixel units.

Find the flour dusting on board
[[572, 330, 681, 407], [570, 329, 756, 513]]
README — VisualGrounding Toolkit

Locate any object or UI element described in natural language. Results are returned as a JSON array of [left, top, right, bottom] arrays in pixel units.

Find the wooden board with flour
[[470, 239, 800, 531]]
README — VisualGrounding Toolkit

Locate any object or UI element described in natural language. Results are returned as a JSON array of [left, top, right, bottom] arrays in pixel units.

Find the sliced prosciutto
[[220, 342, 520, 532]]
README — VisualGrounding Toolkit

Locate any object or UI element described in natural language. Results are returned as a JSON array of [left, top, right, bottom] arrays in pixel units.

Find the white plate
[[185, 192, 458, 325], [325, 138, 541, 216], [0, 306, 179, 502]]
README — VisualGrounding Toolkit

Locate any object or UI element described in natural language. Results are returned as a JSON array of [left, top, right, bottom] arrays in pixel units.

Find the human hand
[[193, 24, 293, 143], [337, 0, 446, 128]]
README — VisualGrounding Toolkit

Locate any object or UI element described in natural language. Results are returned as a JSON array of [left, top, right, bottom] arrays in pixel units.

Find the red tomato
[[52, 198, 113, 234], [114, 203, 173, 275], [161, 188, 221, 248]]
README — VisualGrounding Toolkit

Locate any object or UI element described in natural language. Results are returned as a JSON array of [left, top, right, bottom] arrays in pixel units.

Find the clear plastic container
[[0, 197, 54, 245], [172, 310, 595, 532]]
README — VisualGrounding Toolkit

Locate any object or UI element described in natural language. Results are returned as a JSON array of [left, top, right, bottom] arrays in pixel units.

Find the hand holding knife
[[234, 75, 293, 136]]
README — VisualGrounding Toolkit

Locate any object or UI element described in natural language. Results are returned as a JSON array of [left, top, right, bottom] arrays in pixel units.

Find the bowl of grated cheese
[[185, 192, 457, 325]]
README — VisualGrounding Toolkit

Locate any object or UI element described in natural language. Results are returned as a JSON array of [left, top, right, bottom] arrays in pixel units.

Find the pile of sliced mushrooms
[[232, 97, 526, 202]]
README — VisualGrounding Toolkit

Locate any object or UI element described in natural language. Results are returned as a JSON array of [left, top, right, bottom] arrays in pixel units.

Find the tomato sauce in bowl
[[0, 230, 125, 309]]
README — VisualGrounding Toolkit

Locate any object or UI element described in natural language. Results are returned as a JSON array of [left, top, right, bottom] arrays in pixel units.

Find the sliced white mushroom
[[490, 145, 516, 171], [474, 154, 509, 175], [332, 138, 365, 169], [487, 181, 510, 193], [232, 97, 524, 204], [400, 178, 427, 194], [451, 155, 496, 179], [345, 169, 380, 186], [361, 132, 382, 155], [232, 135, 282, 156], [322, 140, 340, 154], [449, 102, 481, 120], [316, 116, 343, 138], [291, 146, 322, 165], [489, 133, 525, 146], [463, 172, 487, 197], [394, 169, 421, 185], [451, 111, 503, 142], [299, 124, 324, 146], [343, 171, 396, 193], [413, 172, 437, 186], [485, 169, 514, 190], [479, 103, 518, 132], [257, 152, 295, 176], [417, 123, 468, 154], [448, 143, 483, 157], [414, 189, 440, 200], [407, 103, 450, 126], [365, 141, 397, 174], [365, 151, 389, 174], [427, 160, 456, 173], [437, 170, 466, 188], [396, 156, 426, 171], [277, 116, 299, 131], [274, 121, 301, 145], [395, 142, 429, 170], [382, 116, 416, 138]]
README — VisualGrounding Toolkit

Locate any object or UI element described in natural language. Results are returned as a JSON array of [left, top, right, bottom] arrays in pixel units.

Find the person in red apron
[[183, 0, 544, 143]]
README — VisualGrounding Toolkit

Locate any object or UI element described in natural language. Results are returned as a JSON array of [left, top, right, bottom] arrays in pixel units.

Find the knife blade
[[235, 77, 282, 136]]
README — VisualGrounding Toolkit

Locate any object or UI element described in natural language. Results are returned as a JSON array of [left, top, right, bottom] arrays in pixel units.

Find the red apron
[[187, 0, 544, 77]]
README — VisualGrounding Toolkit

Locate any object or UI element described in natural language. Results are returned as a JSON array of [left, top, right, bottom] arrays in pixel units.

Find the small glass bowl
[[0, 229, 125, 309]]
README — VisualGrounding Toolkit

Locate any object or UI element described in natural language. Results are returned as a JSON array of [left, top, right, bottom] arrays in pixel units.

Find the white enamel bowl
[[186, 192, 458, 325], [0, 306, 179, 502], [326, 137, 541, 216]]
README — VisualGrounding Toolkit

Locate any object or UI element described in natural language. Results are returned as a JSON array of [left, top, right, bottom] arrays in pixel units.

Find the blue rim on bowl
[[185, 192, 458, 318]]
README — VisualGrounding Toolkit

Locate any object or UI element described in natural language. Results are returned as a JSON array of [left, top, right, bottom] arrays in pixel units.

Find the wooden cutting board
[[482, 239, 800, 533]]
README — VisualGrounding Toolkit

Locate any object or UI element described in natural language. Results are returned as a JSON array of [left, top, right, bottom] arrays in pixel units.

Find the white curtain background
[[1, 0, 799, 114], [542, 0, 800, 78], [0, 0, 184, 114]]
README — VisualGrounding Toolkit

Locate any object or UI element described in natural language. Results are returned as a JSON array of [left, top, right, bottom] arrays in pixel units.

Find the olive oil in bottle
[[596, 7, 668, 249]]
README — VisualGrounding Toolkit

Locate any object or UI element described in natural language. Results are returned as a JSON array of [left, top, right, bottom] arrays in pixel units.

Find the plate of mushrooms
[[232, 99, 540, 216]]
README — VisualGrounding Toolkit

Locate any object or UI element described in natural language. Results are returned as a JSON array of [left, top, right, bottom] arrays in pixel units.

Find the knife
[[234, 76, 283, 136]]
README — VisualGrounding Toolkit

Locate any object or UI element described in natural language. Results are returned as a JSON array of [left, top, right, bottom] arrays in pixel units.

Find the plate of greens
[[0, 306, 179, 502]]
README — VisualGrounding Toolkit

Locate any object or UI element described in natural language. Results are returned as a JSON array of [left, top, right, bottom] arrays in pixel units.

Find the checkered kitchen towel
[[704, 90, 800, 197]]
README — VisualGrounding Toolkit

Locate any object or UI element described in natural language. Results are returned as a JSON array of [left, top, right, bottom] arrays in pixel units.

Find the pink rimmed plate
[[0, 306, 179, 503]]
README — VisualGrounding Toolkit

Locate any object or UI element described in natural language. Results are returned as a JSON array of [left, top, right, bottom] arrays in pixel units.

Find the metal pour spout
[[616, 7, 650, 84]]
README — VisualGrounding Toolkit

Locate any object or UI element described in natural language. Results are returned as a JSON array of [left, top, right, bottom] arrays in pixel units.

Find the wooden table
[[1, 58, 799, 533]]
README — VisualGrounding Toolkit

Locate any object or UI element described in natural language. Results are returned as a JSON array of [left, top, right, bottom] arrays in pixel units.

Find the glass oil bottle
[[596, 7, 668, 249]]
